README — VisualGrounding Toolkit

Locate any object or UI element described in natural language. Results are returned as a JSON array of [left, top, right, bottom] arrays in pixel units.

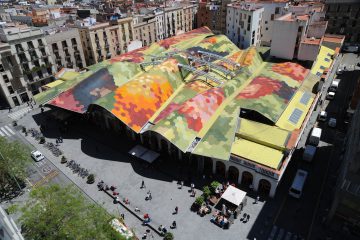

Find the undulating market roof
[[35, 27, 330, 170]]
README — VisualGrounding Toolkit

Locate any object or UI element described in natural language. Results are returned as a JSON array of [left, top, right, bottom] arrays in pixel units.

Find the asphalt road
[[268, 53, 360, 240]]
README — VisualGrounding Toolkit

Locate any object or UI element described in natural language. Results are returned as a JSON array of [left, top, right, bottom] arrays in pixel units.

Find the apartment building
[[163, 4, 196, 38], [44, 27, 86, 71], [233, 0, 288, 47], [226, 3, 264, 49], [77, 17, 134, 66], [0, 24, 55, 107], [154, 11, 165, 41], [325, 0, 360, 43], [270, 2, 328, 61], [133, 16, 156, 47], [197, 0, 231, 34]]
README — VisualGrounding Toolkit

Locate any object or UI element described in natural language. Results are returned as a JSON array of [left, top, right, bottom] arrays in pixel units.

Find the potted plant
[[163, 232, 174, 240], [60, 156, 67, 164], [87, 174, 95, 184], [39, 136, 45, 144], [202, 186, 211, 199], [191, 196, 204, 212], [210, 181, 221, 194]]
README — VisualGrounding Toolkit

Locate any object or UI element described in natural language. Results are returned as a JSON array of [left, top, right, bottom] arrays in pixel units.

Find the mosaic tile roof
[[35, 27, 324, 169]]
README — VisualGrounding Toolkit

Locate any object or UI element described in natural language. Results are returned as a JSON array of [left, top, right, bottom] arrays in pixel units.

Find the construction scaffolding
[[178, 63, 223, 85]]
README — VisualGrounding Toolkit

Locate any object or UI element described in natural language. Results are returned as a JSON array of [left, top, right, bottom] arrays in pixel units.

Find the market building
[[34, 27, 338, 197]]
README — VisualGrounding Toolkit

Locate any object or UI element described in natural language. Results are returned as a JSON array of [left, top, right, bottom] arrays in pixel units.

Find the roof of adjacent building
[[34, 27, 326, 170]]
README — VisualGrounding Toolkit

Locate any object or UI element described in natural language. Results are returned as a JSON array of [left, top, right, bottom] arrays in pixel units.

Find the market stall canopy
[[128, 145, 160, 164], [220, 186, 247, 206]]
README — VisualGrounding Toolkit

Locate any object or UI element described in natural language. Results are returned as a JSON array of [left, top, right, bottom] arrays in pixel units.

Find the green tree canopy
[[0, 137, 31, 200], [20, 184, 126, 240]]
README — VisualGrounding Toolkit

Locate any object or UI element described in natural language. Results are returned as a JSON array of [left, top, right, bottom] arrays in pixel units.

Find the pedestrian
[[172, 220, 177, 229], [255, 196, 260, 204], [135, 207, 140, 212], [249, 183, 254, 191], [143, 232, 147, 239], [41, 107, 44, 113], [121, 213, 125, 220], [174, 206, 178, 214], [190, 183, 195, 191], [180, 181, 184, 189], [149, 192, 152, 200], [8, 106, 11, 113], [27, 101, 29, 106], [141, 180, 146, 189]]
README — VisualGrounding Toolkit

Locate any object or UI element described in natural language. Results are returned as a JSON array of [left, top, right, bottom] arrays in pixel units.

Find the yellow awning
[[59, 71, 79, 81], [43, 80, 64, 89], [237, 119, 290, 151], [231, 138, 284, 169], [311, 46, 335, 76]]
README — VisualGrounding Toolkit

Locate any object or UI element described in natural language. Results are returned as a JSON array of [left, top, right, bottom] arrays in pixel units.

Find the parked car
[[328, 118, 337, 128], [336, 68, 343, 75], [326, 91, 335, 100], [31, 150, 45, 162], [342, 45, 359, 53], [318, 111, 327, 122]]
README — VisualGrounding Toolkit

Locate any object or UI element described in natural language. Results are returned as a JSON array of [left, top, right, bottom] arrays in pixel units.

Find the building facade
[[45, 27, 87, 71], [197, 0, 231, 34], [0, 206, 24, 240], [226, 3, 264, 49], [163, 5, 196, 38], [133, 17, 156, 47], [325, 0, 360, 43], [77, 17, 134, 66], [0, 24, 55, 107]]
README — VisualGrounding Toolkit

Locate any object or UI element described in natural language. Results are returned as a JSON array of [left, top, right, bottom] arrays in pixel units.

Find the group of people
[[211, 211, 230, 229]]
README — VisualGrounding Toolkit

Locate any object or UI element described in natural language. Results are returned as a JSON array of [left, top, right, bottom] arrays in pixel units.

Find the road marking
[[32, 170, 59, 188], [25, 178, 33, 187], [0, 127, 11, 137], [0, 130, 4, 137], [306, 132, 339, 240], [5, 125, 15, 135]]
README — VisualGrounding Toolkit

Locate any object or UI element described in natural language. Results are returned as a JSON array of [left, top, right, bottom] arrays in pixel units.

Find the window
[[0, 64, 4, 72], [265, 21, 268, 24], [271, 14, 274, 20], [300, 92, 311, 105], [289, 108, 303, 124], [275, 7, 280, 14], [266, 27, 268, 31], [7, 86, 14, 94], [3, 74, 9, 83]]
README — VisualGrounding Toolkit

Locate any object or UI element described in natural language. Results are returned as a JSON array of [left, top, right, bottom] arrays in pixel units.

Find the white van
[[318, 110, 327, 121], [308, 127, 322, 146], [329, 79, 340, 92], [289, 169, 308, 198]]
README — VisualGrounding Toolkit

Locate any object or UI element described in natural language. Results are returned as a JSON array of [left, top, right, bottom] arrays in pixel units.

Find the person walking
[[172, 220, 177, 229], [255, 196, 260, 204], [141, 180, 146, 189], [180, 181, 184, 189], [174, 206, 178, 214], [121, 213, 125, 220]]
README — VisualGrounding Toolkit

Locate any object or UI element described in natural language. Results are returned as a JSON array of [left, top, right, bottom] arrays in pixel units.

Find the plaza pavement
[[18, 108, 266, 240]]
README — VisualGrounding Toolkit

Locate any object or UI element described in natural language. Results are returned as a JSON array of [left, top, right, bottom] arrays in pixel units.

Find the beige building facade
[[133, 17, 156, 47], [0, 24, 55, 107], [77, 17, 134, 66], [163, 4, 196, 38], [45, 28, 87, 71]]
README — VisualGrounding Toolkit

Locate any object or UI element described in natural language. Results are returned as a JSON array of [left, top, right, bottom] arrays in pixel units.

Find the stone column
[[212, 160, 216, 175], [269, 182, 276, 198], [140, 134, 144, 144], [157, 137, 162, 151], [197, 156, 204, 174], [253, 174, 260, 192], [178, 149, 182, 161], [237, 170, 243, 185]]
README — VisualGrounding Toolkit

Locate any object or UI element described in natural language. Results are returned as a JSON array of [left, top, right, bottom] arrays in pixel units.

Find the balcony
[[75, 51, 80, 56], [63, 46, 68, 50], [16, 47, 25, 53], [53, 48, 59, 53], [76, 58, 82, 63], [39, 45, 45, 49]]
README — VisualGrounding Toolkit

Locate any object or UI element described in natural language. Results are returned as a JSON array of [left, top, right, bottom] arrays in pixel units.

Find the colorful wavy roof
[[35, 27, 323, 169]]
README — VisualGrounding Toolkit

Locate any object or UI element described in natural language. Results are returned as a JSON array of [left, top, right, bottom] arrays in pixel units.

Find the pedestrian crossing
[[267, 225, 304, 240], [0, 124, 16, 138], [8, 106, 32, 120]]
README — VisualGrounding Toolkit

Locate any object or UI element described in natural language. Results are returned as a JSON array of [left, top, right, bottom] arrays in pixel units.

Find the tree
[[20, 184, 126, 240], [163, 232, 174, 240], [0, 137, 31, 200]]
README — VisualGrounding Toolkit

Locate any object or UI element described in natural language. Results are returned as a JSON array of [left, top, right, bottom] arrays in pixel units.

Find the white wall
[[270, 18, 298, 60]]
